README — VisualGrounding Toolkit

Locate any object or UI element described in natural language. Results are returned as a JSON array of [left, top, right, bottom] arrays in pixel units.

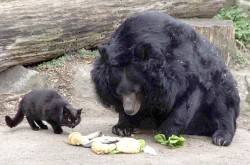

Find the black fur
[[91, 12, 240, 146], [5, 89, 82, 134]]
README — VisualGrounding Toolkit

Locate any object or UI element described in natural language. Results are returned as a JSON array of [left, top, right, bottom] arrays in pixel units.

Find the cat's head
[[61, 105, 82, 128]]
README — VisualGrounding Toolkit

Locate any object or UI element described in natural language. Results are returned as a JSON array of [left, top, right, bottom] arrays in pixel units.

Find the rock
[[72, 64, 115, 117], [245, 75, 250, 109], [73, 64, 96, 101], [236, 0, 250, 18], [0, 65, 47, 94], [232, 71, 250, 116]]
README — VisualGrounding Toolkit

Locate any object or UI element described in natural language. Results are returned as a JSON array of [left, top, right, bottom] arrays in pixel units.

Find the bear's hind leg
[[210, 100, 236, 146], [185, 110, 214, 136]]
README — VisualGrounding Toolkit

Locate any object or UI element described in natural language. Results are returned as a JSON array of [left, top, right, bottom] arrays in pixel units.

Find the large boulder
[[73, 64, 97, 101], [0, 65, 47, 113], [0, 65, 47, 94], [72, 64, 115, 117]]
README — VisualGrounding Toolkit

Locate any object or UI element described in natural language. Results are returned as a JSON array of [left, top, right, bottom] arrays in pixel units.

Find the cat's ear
[[77, 108, 82, 115], [63, 107, 70, 116]]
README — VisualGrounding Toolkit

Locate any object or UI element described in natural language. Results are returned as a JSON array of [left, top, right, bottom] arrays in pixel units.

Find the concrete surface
[[1, 116, 250, 165]]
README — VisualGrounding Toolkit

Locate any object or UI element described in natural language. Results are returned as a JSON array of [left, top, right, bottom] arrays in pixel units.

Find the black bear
[[91, 11, 240, 146]]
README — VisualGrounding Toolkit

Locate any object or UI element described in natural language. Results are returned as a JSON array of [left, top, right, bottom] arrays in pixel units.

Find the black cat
[[5, 89, 82, 134]]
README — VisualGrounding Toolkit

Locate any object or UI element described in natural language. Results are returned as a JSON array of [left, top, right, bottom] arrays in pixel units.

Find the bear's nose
[[124, 108, 135, 115]]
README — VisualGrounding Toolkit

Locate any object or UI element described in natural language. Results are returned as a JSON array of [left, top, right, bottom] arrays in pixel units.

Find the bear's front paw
[[112, 124, 134, 136], [159, 124, 181, 138], [212, 130, 233, 146], [162, 130, 180, 139]]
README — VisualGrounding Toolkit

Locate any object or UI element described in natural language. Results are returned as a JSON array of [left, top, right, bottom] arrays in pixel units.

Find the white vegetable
[[116, 138, 141, 154], [143, 145, 157, 156], [91, 141, 116, 154]]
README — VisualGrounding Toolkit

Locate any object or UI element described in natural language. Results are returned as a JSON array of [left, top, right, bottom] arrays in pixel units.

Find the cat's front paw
[[40, 125, 48, 129], [112, 124, 134, 136], [53, 128, 63, 134], [31, 127, 40, 131]]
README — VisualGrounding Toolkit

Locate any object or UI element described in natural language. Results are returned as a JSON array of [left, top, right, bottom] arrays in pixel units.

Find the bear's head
[[96, 42, 163, 116]]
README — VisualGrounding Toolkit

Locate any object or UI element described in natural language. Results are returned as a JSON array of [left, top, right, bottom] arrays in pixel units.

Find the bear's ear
[[98, 45, 108, 60], [136, 43, 152, 61]]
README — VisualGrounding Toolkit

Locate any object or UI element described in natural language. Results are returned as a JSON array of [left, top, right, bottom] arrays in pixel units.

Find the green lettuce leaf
[[154, 134, 186, 148]]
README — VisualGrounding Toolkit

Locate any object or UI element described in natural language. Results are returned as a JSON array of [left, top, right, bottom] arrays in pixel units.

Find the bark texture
[[0, 0, 229, 72]]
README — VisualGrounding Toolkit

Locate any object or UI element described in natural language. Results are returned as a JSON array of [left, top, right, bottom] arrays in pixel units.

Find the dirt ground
[[0, 56, 250, 164]]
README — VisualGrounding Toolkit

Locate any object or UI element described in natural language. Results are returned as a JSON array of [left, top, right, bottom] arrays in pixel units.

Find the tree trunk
[[184, 19, 236, 66], [0, 0, 226, 72]]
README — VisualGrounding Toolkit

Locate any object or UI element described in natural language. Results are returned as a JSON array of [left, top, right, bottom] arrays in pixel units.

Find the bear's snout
[[122, 93, 141, 115]]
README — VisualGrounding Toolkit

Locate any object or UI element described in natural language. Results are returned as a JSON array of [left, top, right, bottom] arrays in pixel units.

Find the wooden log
[[0, 0, 227, 72]]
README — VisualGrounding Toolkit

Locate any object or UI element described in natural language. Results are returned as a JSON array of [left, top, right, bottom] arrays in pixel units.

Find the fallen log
[[0, 0, 229, 72]]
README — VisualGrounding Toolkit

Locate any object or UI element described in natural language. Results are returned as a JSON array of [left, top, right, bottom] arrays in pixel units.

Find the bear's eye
[[110, 68, 122, 85]]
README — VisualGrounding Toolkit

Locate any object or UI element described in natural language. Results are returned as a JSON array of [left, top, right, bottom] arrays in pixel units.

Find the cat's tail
[[5, 105, 24, 128]]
